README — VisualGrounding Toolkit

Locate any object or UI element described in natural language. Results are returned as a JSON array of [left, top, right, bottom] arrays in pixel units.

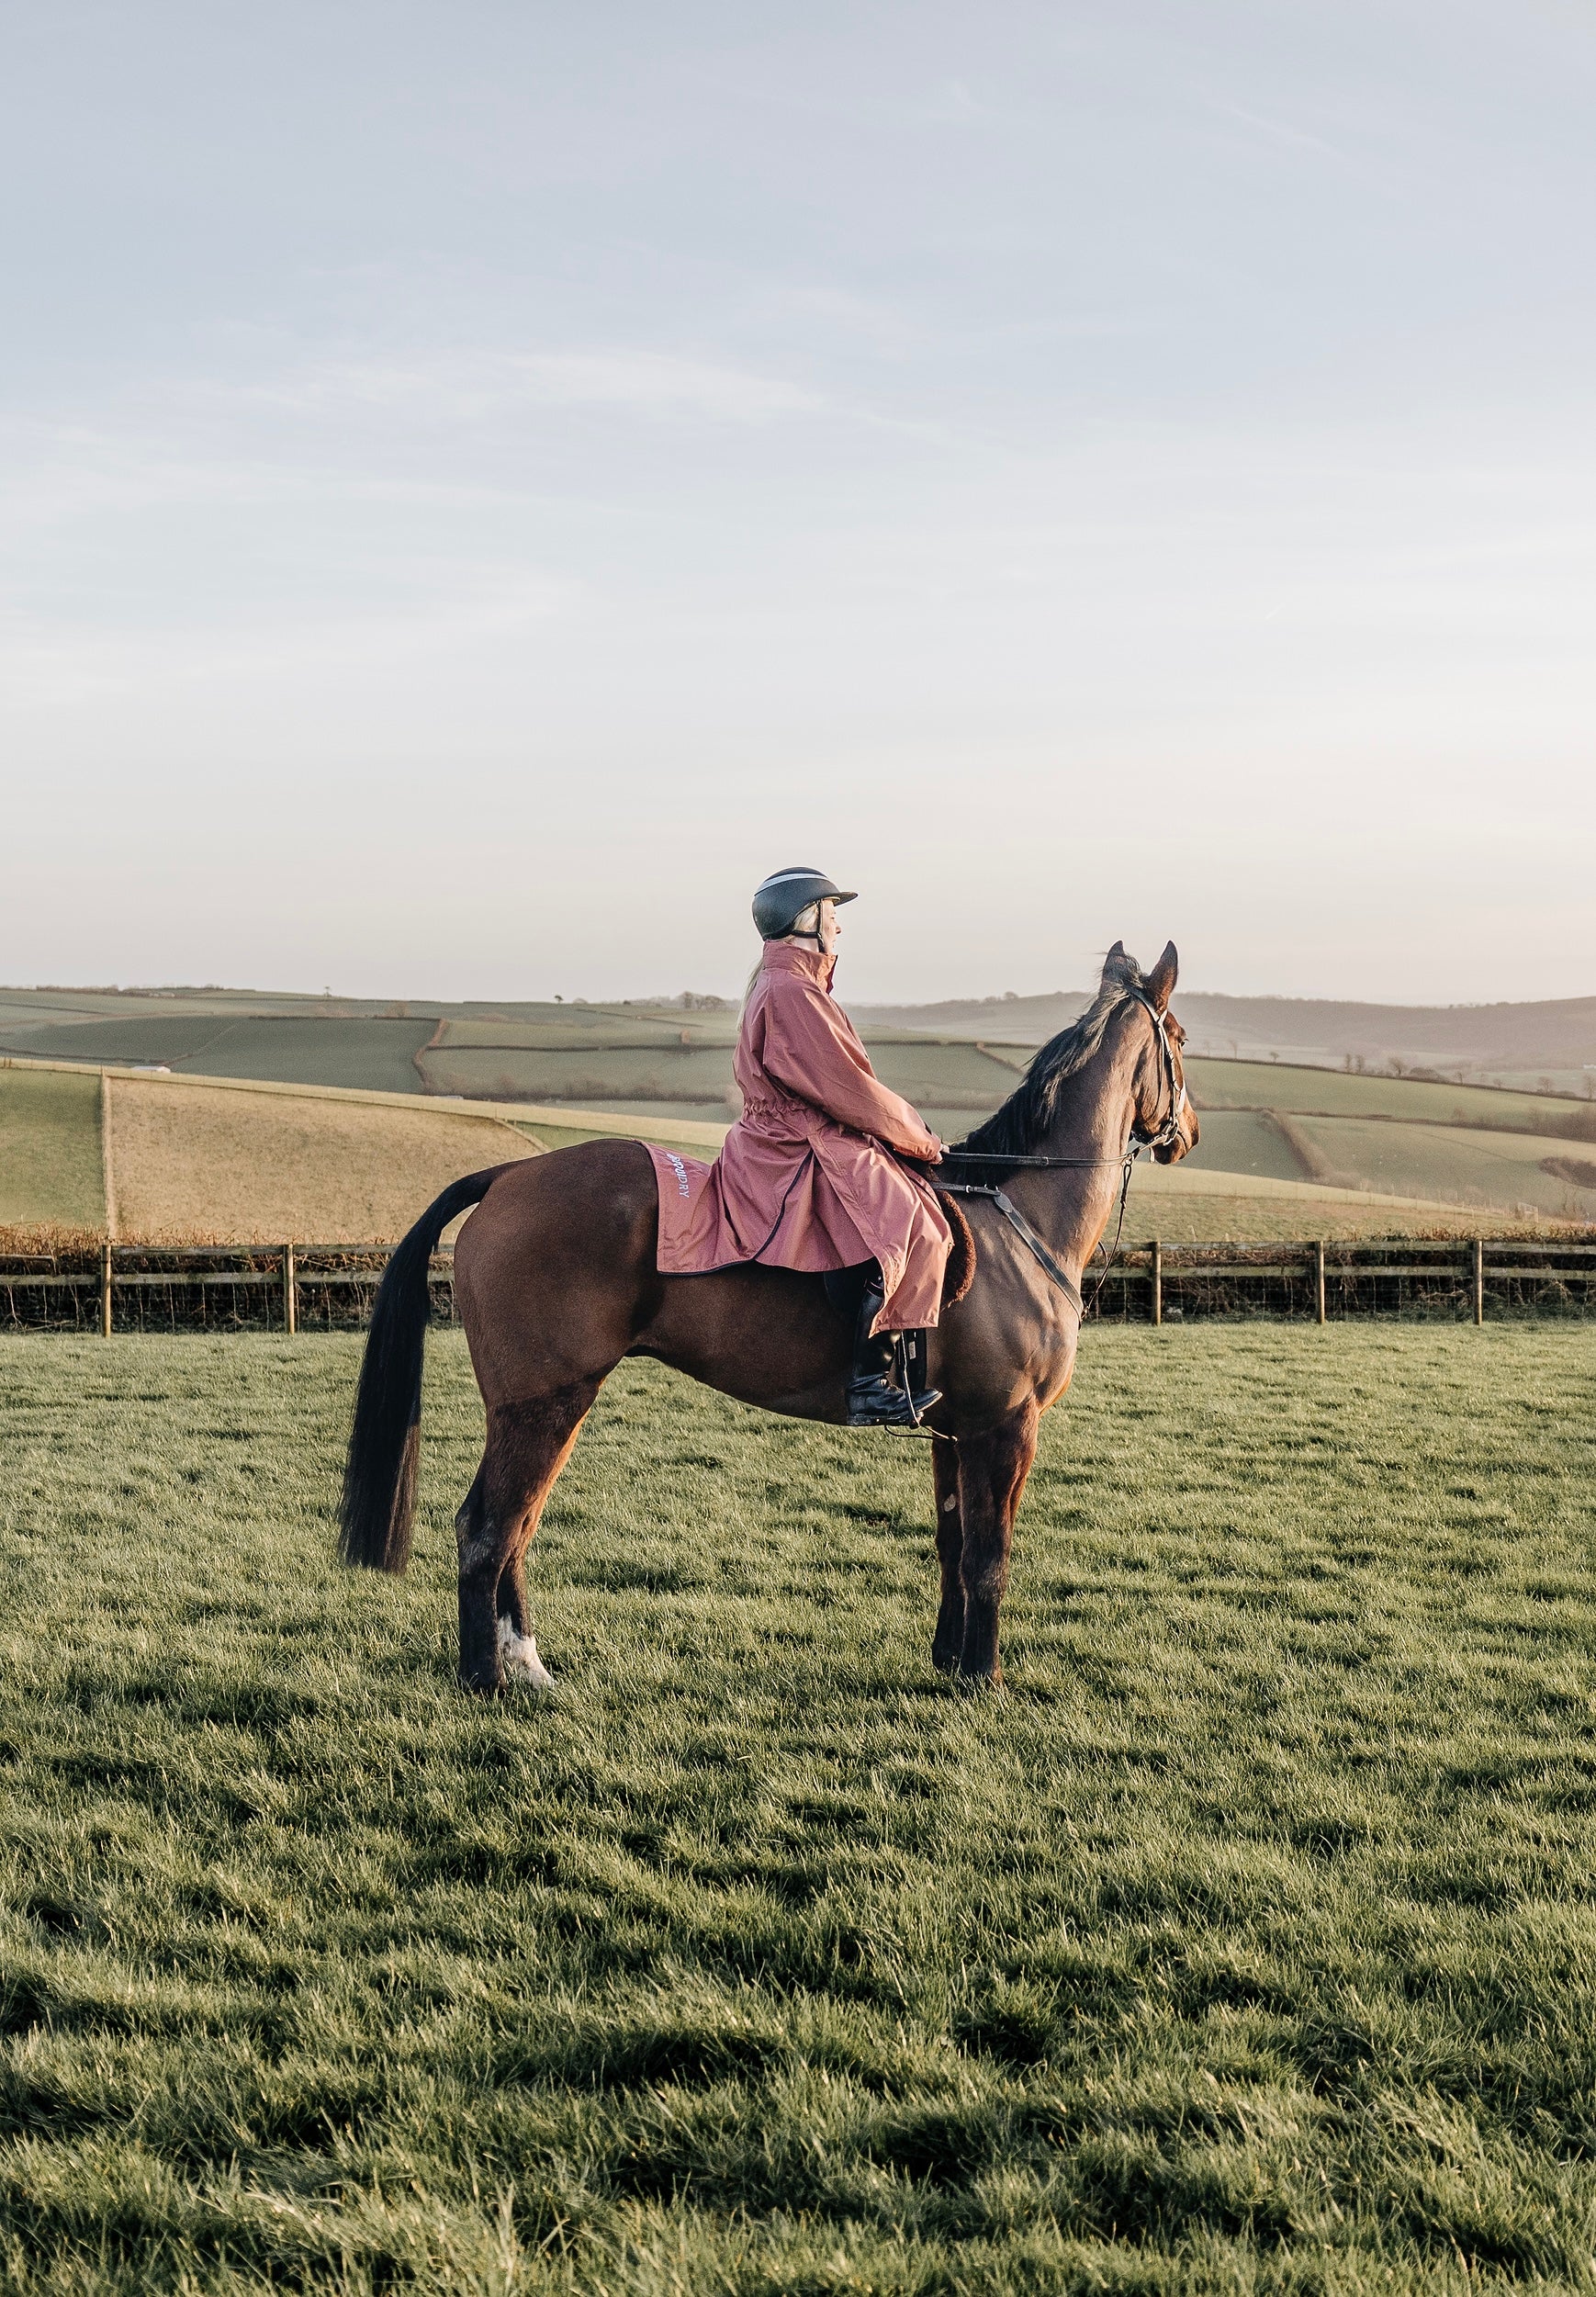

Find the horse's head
[[1103, 940, 1198, 1165]]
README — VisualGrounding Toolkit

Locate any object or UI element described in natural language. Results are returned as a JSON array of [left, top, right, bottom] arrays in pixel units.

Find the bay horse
[[338, 941, 1197, 1689]]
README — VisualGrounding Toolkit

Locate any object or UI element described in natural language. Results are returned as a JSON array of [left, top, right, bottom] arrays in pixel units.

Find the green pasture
[[1293, 1115, 1596, 1222], [0, 1017, 436, 1098], [421, 1042, 739, 1108], [0, 1064, 104, 1233], [3, 1327, 1595, 2292], [431, 1013, 744, 1050], [1175, 1109, 1305, 1184], [1187, 1059, 1593, 1142]]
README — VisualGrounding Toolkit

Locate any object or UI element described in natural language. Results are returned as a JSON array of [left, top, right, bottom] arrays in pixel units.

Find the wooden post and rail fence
[[3, 1236, 1592, 1334]]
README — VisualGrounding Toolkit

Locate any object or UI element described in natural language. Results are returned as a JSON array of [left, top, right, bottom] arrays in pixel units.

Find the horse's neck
[[1026, 1038, 1140, 1271]]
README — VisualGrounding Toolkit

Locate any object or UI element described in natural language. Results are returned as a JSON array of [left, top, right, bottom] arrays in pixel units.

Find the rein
[[932, 1178, 1088, 1321]]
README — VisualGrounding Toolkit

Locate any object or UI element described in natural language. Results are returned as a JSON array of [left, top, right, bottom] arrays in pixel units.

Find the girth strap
[[936, 1182, 1084, 1322]]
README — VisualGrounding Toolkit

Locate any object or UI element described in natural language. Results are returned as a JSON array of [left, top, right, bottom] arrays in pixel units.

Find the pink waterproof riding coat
[[646, 941, 953, 1332]]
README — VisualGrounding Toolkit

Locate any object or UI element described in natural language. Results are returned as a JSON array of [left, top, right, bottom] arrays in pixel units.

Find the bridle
[[926, 992, 1189, 1323]]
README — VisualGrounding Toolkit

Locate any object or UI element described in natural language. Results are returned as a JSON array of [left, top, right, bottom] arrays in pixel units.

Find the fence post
[[1473, 1238, 1485, 1325], [284, 1243, 298, 1336], [1314, 1240, 1326, 1325], [1151, 1239, 1162, 1327], [100, 1241, 112, 1337]]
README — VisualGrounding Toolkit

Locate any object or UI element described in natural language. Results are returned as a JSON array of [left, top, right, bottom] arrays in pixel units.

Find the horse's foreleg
[[955, 1399, 1039, 1685], [930, 1438, 965, 1673], [456, 1380, 598, 1694]]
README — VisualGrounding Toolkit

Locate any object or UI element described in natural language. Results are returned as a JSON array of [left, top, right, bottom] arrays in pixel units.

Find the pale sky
[[3, 2, 1592, 1005]]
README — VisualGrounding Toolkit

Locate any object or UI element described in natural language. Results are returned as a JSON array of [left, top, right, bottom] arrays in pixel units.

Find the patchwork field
[[6, 982, 1595, 1218], [0, 1061, 1559, 1250], [1, 1326, 1593, 2291]]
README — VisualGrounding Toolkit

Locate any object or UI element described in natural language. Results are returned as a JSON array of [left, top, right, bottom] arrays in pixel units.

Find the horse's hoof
[[497, 1618, 556, 1691]]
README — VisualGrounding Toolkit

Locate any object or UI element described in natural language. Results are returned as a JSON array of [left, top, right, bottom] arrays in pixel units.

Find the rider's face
[[816, 899, 841, 956]]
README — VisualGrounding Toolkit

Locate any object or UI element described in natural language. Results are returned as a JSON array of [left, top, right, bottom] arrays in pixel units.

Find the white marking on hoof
[[497, 1617, 556, 1690], [942, 1493, 959, 1513]]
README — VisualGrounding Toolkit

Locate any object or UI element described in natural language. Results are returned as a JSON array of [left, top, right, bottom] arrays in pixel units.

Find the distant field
[[105, 1075, 540, 1243], [1123, 1159, 1533, 1243], [1, 1014, 436, 1097], [422, 1040, 738, 1107], [1188, 1057, 1593, 1139], [1, 1043, 1582, 1250], [1175, 1106, 1305, 1181], [5, 1327, 1596, 2290], [1290, 1114, 1596, 1224], [418, 1024, 1030, 1117], [0, 1065, 104, 1233]]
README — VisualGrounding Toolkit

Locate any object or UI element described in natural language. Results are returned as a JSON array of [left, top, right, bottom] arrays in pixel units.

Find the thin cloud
[[226, 346, 829, 428]]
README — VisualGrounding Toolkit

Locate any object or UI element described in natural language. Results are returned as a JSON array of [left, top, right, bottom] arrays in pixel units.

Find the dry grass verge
[[107, 1075, 539, 1243]]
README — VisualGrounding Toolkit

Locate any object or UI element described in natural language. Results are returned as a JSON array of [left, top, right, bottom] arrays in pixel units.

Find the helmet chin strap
[[785, 906, 830, 957]]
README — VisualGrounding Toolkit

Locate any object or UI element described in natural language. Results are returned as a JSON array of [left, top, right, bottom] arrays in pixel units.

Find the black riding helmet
[[751, 867, 858, 944]]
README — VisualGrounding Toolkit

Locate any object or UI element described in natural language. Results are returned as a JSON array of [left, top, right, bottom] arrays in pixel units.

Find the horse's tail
[[338, 1167, 505, 1573]]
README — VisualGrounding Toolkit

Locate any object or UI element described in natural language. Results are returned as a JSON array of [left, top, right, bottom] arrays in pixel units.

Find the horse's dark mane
[[950, 961, 1148, 1174]]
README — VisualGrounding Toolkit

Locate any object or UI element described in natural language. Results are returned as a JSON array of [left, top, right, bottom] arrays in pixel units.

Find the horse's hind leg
[[930, 1438, 965, 1673], [456, 1379, 598, 1694]]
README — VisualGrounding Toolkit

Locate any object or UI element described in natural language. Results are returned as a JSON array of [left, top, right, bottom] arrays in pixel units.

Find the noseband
[[1127, 992, 1188, 1154]]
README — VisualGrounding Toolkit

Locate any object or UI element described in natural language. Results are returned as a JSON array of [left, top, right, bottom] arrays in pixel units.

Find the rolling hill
[[0, 1058, 1563, 1249], [2, 975, 1593, 1226]]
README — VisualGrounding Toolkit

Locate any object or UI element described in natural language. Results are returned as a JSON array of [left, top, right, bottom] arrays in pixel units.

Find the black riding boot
[[847, 1275, 942, 1429]]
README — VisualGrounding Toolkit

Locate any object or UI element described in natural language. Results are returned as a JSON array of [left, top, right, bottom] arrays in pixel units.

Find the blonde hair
[[745, 899, 825, 1002]]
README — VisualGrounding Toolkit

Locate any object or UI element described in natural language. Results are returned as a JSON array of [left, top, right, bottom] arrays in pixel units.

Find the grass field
[[0, 1064, 104, 1233], [1185, 1061, 1592, 1141], [1289, 1116, 1596, 1225], [7, 985, 1595, 1222], [3, 1328, 1595, 2291], [1175, 1110, 1305, 1184], [2, 1016, 439, 1098], [1, 1061, 1550, 1250], [1118, 1161, 1534, 1243], [105, 1076, 539, 1243]]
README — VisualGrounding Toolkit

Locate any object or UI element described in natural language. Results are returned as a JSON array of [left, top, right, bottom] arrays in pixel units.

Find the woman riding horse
[[649, 867, 950, 1428], [339, 924, 1197, 1692]]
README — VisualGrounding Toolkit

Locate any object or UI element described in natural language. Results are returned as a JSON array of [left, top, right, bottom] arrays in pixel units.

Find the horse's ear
[[1145, 940, 1179, 1014], [1102, 940, 1130, 984]]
